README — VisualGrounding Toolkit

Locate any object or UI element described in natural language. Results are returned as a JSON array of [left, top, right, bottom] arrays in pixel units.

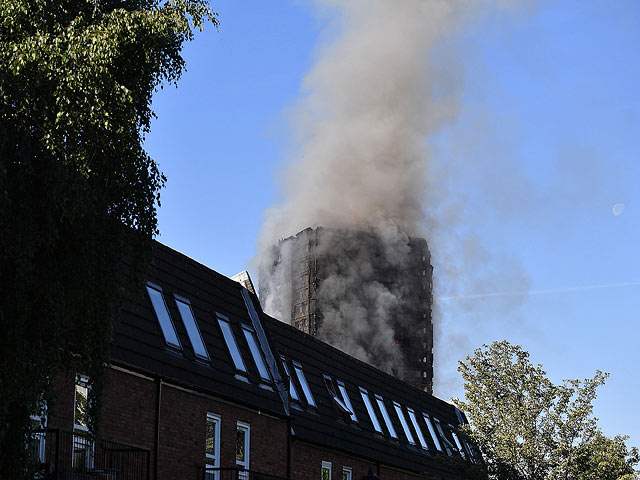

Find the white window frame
[[242, 324, 271, 383], [236, 421, 250, 479], [205, 413, 221, 480], [407, 408, 428, 450], [359, 387, 382, 434], [393, 402, 415, 445], [336, 380, 357, 422], [321, 460, 332, 480], [449, 424, 467, 460], [433, 417, 455, 456], [146, 283, 182, 349], [422, 413, 443, 452], [280, 356, 300, 402], [323, 375, 352, 418], [73, 374, 94, 470], [293, 361, 316, 407], [342, 466, 352, 480], [217, 315, 247, 374], [174, 295, 210, 361], [374, 394, 397, 439]]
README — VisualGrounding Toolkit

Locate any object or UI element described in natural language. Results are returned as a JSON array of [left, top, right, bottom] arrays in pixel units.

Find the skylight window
[[449, 425, 467, 460], [217, 315, 247, 374], [242, 325, 271, 383], [293, 361, 316, 407], [280, 356, 300, 402], [374, 395, 397, 439], [174, 295, 209, 361], [337, 380, 357, 422], [393, 402, 415, 445], [407, 408, 428, 450], [433, 417, 455, 456], [359, 388, 382, 434], [422, 413, 443, 452], [323, 375, 352, 421], [146, 284, 181, 349]]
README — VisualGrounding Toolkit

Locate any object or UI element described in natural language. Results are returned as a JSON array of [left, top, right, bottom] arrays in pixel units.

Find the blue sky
[[145, 0, 640, 448]]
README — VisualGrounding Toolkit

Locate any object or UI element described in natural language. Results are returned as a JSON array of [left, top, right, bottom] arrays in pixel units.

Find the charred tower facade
[[259, 227, 434, 393]]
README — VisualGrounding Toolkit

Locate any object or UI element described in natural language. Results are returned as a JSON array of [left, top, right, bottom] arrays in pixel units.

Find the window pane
[[393, 402, 415, 445], [242, 326, 271, 382], [434, 417, 454, 456], [74, 376, 90, 431], [450, 426, 467, 459], [175, 297, 209, 360], [337, 382, 357, 422], [236, 429, 245, 462], [293, 362, 316, 407], [375, 395, 397, 438], [321, 461, 331, 480], [407, 408, 428, 450], [423, 413, 443, 452], [205, 419, 216, 457], [280, 357, 300, 401], [146, 285, 181, 349], [218, 317, 247, 373], [342, 467, 352, 480], [359, 388, 382, 433]]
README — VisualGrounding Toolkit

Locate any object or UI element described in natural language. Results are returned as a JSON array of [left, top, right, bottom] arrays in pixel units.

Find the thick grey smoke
[[258, 0, 531, 386]]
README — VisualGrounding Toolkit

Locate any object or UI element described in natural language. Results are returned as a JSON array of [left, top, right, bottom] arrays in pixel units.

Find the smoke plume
[[258, 0, 531, 386]]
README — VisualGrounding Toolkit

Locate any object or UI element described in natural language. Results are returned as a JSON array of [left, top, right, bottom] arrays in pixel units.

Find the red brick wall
[[49, 367, 289, 480], [291, 442, 423, 480], [157, 382, 288, 479]]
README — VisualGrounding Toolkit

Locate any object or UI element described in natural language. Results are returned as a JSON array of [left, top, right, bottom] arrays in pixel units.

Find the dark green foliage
[[0, 1, 216, 477]]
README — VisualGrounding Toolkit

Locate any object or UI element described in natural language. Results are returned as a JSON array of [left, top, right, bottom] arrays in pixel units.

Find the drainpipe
[[286, 417, 292, 480], [155, 377, 163, 480]]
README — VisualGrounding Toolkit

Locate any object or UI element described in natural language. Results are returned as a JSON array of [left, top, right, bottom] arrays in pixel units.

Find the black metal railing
[[33, 429, 150, 480], [196, 467, 287, 480]]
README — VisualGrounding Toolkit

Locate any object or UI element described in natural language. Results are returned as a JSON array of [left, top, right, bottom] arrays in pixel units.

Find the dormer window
[[217, 314, 247, 375], [374, 395, 397, 439], [146, 283, 181, 350], [359, 388, 382, 434], [280, 356, 301, 402], [393, 402, 415, 445], [407, 408, 428, 450], [292, 361, 316, 407], [242, 324, 271, 384], [174, 295, 209, 362]]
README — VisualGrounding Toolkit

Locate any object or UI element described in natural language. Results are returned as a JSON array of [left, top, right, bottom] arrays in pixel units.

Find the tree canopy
[[0, 1, 216, 476], [453, 341, 639, 480]]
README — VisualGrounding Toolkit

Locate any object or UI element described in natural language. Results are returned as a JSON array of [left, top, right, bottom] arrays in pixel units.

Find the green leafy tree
[[0, 1, 216, 477], [453, 341, 639, 480]]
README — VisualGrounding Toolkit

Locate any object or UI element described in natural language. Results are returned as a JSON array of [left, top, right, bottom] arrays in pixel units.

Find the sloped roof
[[112, 241, 477, 478], [112, 242, 287, 417], [264, 315, 472, 478]]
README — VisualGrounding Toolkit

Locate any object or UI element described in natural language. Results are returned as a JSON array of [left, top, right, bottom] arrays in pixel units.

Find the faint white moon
[[612, 203, 625, 216]]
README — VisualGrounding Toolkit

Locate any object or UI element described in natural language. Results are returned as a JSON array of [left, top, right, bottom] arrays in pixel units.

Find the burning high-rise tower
[[259, 226, 434, 393]]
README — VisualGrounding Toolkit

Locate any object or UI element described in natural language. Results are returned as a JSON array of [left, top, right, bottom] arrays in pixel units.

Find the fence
[[196, 467, 288, 480], [33, 429, 150, 480]]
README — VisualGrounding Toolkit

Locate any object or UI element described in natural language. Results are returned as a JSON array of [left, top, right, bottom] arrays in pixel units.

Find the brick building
[[39, 242, 480, 480]]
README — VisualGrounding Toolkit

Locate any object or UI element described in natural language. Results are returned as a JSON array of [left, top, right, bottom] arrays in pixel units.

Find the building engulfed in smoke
[[259, 226, 434, 393]]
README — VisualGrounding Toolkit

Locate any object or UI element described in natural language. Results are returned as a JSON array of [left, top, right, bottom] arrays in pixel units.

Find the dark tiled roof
[[112, 242, 287, 417], [264, 316, 471, 478], [112, 241, 476, 479]]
